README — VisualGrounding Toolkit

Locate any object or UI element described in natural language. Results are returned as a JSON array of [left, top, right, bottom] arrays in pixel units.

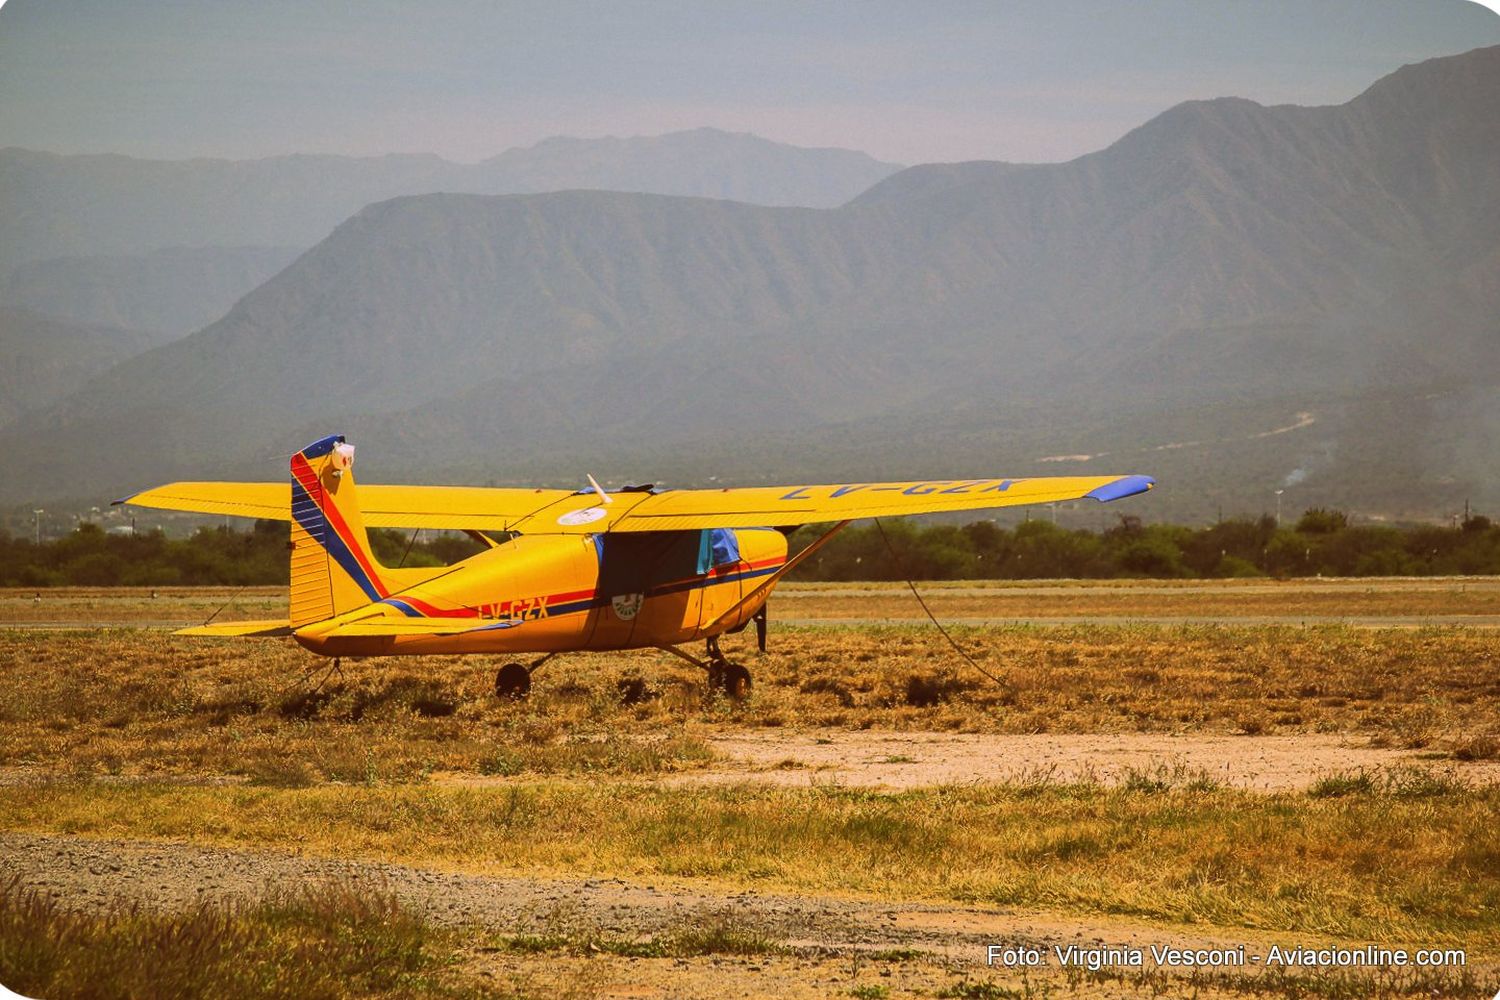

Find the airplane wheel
[[706, 661, 725, 692], [494, 662, 531, 700], [721, 663, 752, 701]]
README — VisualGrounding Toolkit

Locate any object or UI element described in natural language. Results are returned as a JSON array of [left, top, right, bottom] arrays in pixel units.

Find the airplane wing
[[119, 474, 1153, 534], [510, 474, 1156, 534], [116, 482, 575, 531]]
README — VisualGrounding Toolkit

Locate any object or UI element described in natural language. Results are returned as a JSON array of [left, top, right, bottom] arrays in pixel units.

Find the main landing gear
[[494, 652, 556, 699], [661, 637, 752, 700], [492, 641, 753, 702]]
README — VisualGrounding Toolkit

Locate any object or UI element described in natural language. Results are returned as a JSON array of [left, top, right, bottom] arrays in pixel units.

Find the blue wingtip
[[1086, 475, 1156, 503]]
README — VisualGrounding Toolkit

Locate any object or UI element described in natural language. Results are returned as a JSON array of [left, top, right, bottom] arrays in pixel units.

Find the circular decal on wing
[[557, 506, 608, 526]]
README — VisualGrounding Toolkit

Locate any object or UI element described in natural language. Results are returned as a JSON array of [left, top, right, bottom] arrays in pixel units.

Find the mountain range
[[0, 308, 165, 428], [2, 246, 304, 339], [0, 128, 900, 306], [3, 47, 1497, 523], [0, 128, 902, 388]]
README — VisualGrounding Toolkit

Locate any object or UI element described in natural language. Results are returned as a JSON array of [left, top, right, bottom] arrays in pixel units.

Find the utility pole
[[1274, 490, 1284, 526], [33, 508, 43, 545]]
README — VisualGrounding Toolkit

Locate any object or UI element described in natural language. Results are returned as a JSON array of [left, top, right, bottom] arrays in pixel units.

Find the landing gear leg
[[659, 639, 751, 700], [705, 636, 726, 691]]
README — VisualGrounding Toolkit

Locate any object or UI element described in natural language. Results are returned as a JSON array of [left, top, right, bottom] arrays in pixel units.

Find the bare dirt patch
[[672, 729, 1500, 791], [0, 586, 284, 624]]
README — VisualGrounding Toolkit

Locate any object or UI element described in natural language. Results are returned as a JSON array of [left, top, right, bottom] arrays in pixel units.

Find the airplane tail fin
[[288, 435, 389, 627]]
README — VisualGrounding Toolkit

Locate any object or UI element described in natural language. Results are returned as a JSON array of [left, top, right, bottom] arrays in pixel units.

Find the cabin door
[[592, 530, 705, 647]]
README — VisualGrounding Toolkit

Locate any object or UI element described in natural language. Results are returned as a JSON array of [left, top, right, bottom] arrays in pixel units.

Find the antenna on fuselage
[[586, 473, 613, 506]]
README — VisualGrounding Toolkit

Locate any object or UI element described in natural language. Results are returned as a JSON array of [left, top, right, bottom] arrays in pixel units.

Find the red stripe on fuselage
[[384, 560, 785, 621], [657, 556, 786, 592], [394, 594, 478, 618], [708, 556, 784, 578]]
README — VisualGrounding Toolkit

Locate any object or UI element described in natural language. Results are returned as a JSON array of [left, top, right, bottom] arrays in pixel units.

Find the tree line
[[788, 509, 1500, 580], [4, 510, 1500, 587], [0, 522, 480, 587]]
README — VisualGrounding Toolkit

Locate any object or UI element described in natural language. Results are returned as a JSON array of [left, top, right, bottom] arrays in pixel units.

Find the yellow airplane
[[117, 435, 1154, 699]]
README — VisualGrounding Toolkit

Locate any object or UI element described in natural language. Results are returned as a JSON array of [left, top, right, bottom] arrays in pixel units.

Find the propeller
[[586, 473, 613, 505], [754, 606, 767, 652]]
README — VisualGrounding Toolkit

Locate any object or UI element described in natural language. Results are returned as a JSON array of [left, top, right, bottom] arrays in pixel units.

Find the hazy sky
[[1, 0, 1497, 165]]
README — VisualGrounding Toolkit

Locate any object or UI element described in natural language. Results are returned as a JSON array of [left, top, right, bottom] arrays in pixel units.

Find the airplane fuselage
[[293, 527, 788, 657]]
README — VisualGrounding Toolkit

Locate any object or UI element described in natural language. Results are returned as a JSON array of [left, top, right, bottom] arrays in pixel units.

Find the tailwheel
[[720, 662, 752, 701], [494, 662, 531, 699]]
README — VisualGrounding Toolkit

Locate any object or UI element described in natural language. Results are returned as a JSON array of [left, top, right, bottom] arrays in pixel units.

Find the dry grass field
[[774, 578, 1500, 621], [3, 580, 1499, 998], [11, 576, 1500, 623]]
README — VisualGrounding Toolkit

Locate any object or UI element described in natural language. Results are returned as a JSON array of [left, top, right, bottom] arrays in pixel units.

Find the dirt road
[[6, 830, 1441, 999]]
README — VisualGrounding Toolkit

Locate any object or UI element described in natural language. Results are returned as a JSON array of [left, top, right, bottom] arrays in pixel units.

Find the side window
[[709, 528, 740, 569], [600, 531, 703, 593]]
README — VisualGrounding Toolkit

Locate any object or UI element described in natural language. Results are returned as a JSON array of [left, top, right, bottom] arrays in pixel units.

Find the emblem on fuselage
[[611, 593, 644, 621]]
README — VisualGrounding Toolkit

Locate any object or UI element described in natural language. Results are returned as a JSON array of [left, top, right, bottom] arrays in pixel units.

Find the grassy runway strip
[[4, 775, 1496, 951], [15, 578, 1500, 624], [2, 626, 1498, 784]]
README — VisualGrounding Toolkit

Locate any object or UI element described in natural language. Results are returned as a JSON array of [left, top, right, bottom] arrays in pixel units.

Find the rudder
[[288, 435, 387, 626]]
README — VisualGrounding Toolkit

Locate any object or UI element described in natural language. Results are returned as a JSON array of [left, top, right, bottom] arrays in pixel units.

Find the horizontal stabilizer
[[176, 620, 292, 637], [308, 618, 523, 639]]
